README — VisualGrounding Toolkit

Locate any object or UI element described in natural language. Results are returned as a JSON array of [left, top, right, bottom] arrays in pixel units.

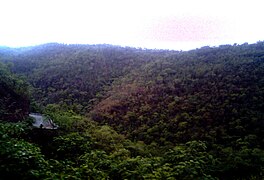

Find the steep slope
[[0, 62, 29, 122], [1, 43, 168, 112], [0, 42, 263, 179], [91, 43, 264, 147], [1, 43, 263, 145]]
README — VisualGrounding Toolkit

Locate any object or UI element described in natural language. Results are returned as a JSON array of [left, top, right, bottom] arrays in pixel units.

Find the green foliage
[[89, 125, 125, 153], [0, 62, 29, 122], [52, 132, 92, 161], [0, 62, 28, 97], [1, 44, 158, 114], [0, 138, 47, 179], [214, 139, 264, 179], [0, 42, 264, 179], [0, 121, 47, 179], [163, 141, 217, 179], [44, 104, 84, 131], [92, 43, 264, 148], [0, 121, 29, 138]]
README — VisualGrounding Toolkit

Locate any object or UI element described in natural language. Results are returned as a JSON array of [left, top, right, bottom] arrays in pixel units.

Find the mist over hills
[[0, 42, 263, 179]]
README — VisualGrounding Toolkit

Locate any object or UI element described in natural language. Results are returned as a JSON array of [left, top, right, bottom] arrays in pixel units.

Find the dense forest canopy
[[1, 43, 169, 112], [0, 42, 263, 179], [0, 61, 29, 122]]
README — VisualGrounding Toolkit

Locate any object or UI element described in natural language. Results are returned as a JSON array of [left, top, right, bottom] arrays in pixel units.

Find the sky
[[0, 0, 264, 50]]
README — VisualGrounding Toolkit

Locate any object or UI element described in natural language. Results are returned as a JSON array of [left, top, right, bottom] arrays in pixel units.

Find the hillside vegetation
[[0, 42, 263, 179], [2, 43, 166, 112], [0, 62, 29, 121]]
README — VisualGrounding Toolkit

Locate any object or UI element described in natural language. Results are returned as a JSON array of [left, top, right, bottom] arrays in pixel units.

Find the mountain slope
[[0, 42, 263, 179], [0, 43, 263, 144], [91, 43, 264, 147], [0, 62, 29, 122], [1, 43, 169, 112]]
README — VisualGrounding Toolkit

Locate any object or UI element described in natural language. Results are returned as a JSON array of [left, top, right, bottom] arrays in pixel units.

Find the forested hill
[[0, 42, 264, 179], [1, 43, 172, 112], [91, 43, 264, 146], [1, 42, 264, 145], [0, 62, 29, 121]]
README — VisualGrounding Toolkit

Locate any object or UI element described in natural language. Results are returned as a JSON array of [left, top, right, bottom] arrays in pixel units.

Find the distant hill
[[91, 43, 264, 146], [0, 42, 263, 179], [0, 43, 170, 112], [0, 43, 263, 144]]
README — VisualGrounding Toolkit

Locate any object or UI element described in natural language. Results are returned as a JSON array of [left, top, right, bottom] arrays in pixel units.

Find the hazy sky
[[1, 0, 264, 50]]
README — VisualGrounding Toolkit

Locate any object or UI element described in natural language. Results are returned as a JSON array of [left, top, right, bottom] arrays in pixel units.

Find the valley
[[0, 42, 263, 179]]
